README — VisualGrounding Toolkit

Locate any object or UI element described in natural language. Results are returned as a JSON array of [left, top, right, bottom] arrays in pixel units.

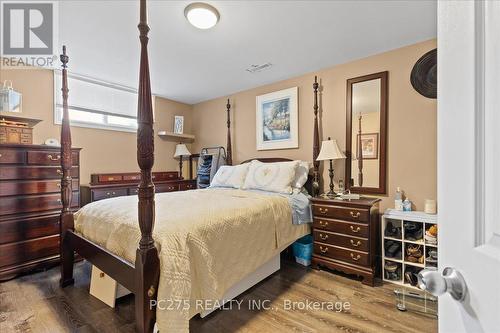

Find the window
[[54, 71, 143, 132]]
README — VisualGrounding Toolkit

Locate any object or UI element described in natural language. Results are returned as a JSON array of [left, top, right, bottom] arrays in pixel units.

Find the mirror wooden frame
[[345, 71, 388, 194]]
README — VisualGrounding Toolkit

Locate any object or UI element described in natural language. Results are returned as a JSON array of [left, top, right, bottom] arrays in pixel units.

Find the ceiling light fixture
[[184, 2, 220, 30]]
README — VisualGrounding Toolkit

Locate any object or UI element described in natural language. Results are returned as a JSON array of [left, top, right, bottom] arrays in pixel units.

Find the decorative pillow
[[210, 164, 249, 189], [243, 160, 299, 194], [293, 160, 311, 190]]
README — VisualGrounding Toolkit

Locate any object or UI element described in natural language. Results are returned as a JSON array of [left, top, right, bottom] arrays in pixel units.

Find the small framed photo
[[356, 133, 379, 159], [174, 115, 184, 134]]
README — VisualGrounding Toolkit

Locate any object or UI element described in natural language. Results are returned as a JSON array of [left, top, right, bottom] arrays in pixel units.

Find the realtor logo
[[2, 2, 53, 55]]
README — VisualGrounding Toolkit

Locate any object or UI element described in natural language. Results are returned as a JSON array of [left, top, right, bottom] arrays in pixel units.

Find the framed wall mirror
[[345, 71, 388, 194]]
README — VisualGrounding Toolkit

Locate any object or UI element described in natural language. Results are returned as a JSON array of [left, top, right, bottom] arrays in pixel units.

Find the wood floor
[[0, 261, 437, 333]]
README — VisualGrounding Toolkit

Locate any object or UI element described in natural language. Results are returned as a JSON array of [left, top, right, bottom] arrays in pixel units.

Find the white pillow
[[243, 160, 299, 194], [293, 160, 311, 190], [210, 164, 249, 189]]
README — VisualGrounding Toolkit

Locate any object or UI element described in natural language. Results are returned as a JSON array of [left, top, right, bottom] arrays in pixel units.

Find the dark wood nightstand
[[311, 196, 381, 286]]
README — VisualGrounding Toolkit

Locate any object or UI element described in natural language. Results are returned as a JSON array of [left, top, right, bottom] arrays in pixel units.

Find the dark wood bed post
[[312, 76, 320, 197], [226, 98, 232, 166], [357, 114, 364, 187], [59, 45, 75, 287], [136, 0, 160, 332]]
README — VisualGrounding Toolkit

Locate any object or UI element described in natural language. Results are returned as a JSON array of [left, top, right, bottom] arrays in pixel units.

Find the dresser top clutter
[[0, 115, 42, 145]]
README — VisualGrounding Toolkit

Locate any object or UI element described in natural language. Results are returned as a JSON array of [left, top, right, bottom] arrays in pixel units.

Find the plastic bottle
[[403, 198, 412, 211], [395, 187, 403, 211]]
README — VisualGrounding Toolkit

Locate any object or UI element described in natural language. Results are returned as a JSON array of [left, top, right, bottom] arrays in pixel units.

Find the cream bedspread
[[74, 188, 309, 332]]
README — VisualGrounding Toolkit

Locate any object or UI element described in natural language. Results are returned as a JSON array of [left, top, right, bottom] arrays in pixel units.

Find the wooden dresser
[[81, 171, 197, 204], [0, 143, 81, 280], [311, 197, 380, 286]]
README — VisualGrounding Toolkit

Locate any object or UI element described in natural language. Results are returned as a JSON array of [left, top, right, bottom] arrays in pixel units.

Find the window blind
[[54, 71, 140, 131]]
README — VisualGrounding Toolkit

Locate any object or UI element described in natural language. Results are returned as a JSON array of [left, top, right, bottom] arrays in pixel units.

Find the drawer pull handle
[[350, 239, 362, 247], [318, 207, 329, 214], [47, 154, 61, 161], [350, 211, 361, 218], [99, 272, 105, 278], [57, 199, 62, 203], [350, 225, 361, 233], [56, 183, 61, 188], [319, 233, 328, 241], [56, 169, 62, 175], [319, 220, 329, 227], [350, 253, 361, 261], [319, 246, 329, 254], [106, 192, 116, 196]]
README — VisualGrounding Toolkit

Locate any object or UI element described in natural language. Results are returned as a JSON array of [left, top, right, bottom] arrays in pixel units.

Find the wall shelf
[[158, 130, 195, 143]]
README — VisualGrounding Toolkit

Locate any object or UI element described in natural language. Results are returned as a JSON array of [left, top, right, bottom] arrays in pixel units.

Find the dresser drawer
[[313, 218, 369, 238], [153, 172, 178, 181], [0, 214, 59, 244], [27, 150, 79, 166], [92, 187, 128, 201], [7, 127, 22, 134], [123, 173, 140, 181], [313, 230, 369, 252], [0, 148, 26, 164], [0, 234, 59, 268], [98, 174, 123, 183], [179, 181, 196, 191], [128, 186, 139, 195], [0, 192, 79, 216], [0, 166, 79, 180], [312, 204, 369, 223], [314, 243, 369, 266], [0, 179, 79, 196], [156, 183, 178, 192]]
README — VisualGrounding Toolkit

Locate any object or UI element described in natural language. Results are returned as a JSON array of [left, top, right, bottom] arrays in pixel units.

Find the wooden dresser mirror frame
[[345, 71, 388, 195]]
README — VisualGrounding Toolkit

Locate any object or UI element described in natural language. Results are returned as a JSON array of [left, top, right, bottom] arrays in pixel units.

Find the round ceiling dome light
[[184, 2, 220, 30]]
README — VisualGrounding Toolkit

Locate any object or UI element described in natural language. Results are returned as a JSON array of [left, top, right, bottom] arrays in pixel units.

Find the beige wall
[[1, 39, 437, 211], [192, 39, 437, 211], [0, 67, 192, 184]]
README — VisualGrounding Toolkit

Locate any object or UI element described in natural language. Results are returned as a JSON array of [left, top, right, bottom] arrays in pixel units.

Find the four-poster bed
[[58, 1, 321, 332]]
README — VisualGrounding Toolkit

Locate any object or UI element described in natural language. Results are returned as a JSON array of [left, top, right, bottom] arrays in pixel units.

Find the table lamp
[[174, 143, 191, 179], [316, 137, 346, 197]]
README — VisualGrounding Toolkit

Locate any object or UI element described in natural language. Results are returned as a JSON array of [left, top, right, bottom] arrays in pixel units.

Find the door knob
[[417, 267, 467, 302]]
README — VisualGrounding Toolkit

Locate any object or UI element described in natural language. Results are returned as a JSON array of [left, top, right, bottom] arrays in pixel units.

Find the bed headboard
[[240, 158, 314, 195]]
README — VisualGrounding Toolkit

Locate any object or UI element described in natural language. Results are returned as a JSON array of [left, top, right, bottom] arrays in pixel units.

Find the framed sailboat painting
[[256, 87, 298, 150]]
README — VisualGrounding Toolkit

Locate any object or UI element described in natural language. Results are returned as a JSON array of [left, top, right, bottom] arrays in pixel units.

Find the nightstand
[[311, 196, 381, 286]]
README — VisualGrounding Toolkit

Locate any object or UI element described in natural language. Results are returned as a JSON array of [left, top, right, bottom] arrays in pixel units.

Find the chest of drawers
[[311, 197, 380, 286], [0, 143, 81, 280]]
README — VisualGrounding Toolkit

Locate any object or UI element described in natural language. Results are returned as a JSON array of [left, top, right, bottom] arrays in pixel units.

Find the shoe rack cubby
[[382, 209, 438, 290]]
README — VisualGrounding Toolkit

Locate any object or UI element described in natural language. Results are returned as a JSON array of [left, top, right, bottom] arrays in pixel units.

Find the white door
[[436, 1, 500, 332]]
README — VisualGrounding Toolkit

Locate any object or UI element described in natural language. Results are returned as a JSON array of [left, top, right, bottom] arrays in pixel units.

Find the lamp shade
[[316, 139, 346, 161], [174, 144, 191, 158]]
